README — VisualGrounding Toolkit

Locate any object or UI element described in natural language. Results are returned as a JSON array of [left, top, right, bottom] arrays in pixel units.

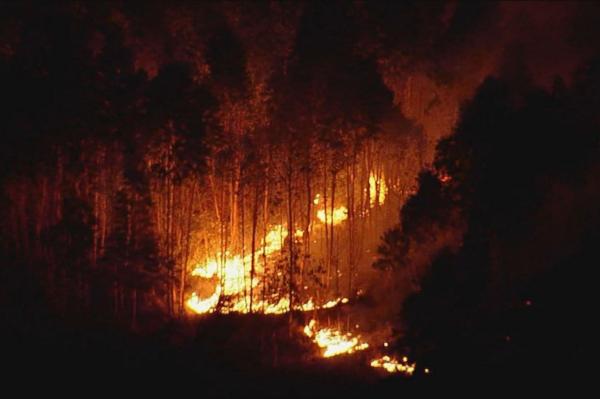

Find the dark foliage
[[382, 56, 600, 376]]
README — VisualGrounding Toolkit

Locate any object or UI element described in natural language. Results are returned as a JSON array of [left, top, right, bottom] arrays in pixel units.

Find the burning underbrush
[[188, 310, 381, 371], [178, 171, 426, 378], [303, 318, 369, 358], [185, 173, 389, 317]]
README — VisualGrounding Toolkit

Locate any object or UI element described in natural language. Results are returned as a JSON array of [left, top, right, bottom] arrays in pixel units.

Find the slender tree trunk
[[230, 162, 240, 252], [167, 174, 174, 316], [261, 173, 269, 309], [303, 164, 311, 292], [323, 157, 330, 290], [287, 155, 294, 315], [241, 181, 247, 310], [330, 169, 337, 296], [180, 181, 196, 315], [346, 162, 353, 297], [250, 184, 259, 313]]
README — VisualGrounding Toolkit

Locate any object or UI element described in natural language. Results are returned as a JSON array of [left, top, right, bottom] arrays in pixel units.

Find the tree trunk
[[323, 156, 330, 290], [330, 169, 337, 296], [179, 181, 196, 316], [303, 165, 311, 293], [241, 181, 247, 310], [250, 184, 259, 313], [261, 172, 269, 308], [287, 156, 294, 315]]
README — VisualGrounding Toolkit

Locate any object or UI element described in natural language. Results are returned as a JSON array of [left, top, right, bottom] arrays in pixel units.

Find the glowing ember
[[316, 206, 348, 225], [437, 171, 451, 183], [370, 355, 416, 376], [304, 319, 369, 358]]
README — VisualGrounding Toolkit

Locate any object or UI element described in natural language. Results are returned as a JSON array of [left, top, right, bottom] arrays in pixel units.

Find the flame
[[304, 319, 369, 358], [187, 224, 288, 314], [370, 355, 416, 376], [186, 170, 384, 316], [186, 285, 221, 314], [187, 230, 348, 316], [316, 206, 348, 225], [320, 297, 348, 309], [191, 259, 218, 278]]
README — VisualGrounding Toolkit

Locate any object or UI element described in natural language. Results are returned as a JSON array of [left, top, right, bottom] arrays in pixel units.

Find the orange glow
[[316, 206, 348, 225], [186, 285, 221, 314], [370, 355, 416, 375], [304, 319, 369, 358], [437, 171, 451, 183], [186, 170, 385, 316], [187, 223, 349, 315], [187, 224, 288, 314], [369, 172, 387, 207]]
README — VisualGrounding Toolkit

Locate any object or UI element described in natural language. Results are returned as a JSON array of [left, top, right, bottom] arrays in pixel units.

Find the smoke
[[369, 1, 600, 165]]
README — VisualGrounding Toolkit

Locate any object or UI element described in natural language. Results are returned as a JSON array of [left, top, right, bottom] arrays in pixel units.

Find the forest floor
[[1, 261, 586, 394]]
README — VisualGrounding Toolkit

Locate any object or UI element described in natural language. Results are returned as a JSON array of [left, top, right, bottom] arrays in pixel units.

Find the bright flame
[[186, 285, 221, 314], [304, 319, 369, 358], [186, 170, 385, 316], [191, 259, 218, 278], [320, 297, 348, 309], [187, 231, 348, 316], [370, 355, 416, 376], [187, 224, 288, 314], [316, 206, 348, 225]]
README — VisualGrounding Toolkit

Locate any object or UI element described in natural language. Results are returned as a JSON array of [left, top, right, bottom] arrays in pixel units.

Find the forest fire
[[303, 319, 369, 358], [186, 174, 387, 315], [190, 224, 287, 294], [186, 223, 289, 314], [5, 1, 594, 390]]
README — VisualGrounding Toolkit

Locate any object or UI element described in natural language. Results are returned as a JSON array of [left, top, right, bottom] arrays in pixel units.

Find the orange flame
[[304, 319, 369, 358], [186, 170, 386, 316], [186, 285, 221, 314], [316, 206, 348, 225], [370, 355, 416, 375]]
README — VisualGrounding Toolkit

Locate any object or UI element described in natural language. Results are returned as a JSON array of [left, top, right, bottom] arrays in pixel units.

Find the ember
[[370, 355, 416, 376]]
